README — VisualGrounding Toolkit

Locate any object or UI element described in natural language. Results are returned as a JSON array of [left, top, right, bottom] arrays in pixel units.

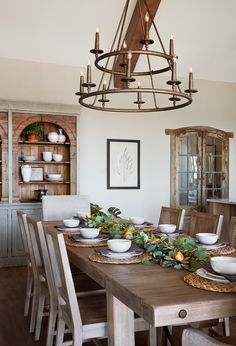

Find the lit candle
[[189, 67, 193, 90], [95, 27, 99, 51], [144, 13, 149, 40], [123, 41, 127, 49], [169, 34, 174, 57], [103, 80, 107, 91], [86, 59, 91, 84], [80, 71, 84, 93], [127, 50, 132, 77]]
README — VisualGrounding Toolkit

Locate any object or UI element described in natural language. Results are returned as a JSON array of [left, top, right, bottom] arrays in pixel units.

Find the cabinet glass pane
[[188, 156, 198, 172], [179, 136, 187, 155], [188, 134, 198, 155], [178, 173, 187, 189], [179, 156, 187, 172]]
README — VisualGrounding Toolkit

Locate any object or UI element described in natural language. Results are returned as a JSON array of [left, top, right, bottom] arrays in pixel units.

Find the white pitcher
[[57, 129, 66, 143], [21, 165, 32, 182]]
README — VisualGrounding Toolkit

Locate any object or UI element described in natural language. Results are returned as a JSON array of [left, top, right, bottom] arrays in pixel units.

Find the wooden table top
[[45, 222, 236, 327]]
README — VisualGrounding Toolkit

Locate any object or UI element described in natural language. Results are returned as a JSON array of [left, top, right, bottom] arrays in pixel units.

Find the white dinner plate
[[196, 241, 227, 250], [56, 225, 81, 232], [196, 268, 230, 283], [72, 235, 108, 244], [101, 248, 144, 259]]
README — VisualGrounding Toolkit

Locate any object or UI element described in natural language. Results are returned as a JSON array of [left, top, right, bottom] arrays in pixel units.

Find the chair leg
[[148, 325, 157, 346], [56, 314, 66, 346], [34, 293, 46, 340], [24, 268, 33, 317], [30, 283, 39, 333], [46, 301, 58, 346], [223, 317, 230, 336]]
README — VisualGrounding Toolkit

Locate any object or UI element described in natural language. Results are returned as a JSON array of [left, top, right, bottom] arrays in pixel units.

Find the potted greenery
[[22, 122, 44, 141]]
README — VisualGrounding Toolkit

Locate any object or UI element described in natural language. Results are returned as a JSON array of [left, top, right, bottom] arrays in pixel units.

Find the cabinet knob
[[178, 309, 187, 319]]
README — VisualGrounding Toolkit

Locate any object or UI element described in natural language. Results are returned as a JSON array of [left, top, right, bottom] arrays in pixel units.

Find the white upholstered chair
[[182, 328, 235, 346], [42, 195, 90, 221]]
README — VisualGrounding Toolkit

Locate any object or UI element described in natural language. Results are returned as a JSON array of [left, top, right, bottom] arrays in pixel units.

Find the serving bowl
[[52, 153, 63, 162], [107, 239, 131, 253], [47, 173, 62, 179], [210, 256, 236, 275], [129, 216, 145, 225], [79, 228, 100, 239], [196, 233, 218, 245], [43, 151, 53, 162], [63, 219, 80, 228], [158, 224, 176, 234]]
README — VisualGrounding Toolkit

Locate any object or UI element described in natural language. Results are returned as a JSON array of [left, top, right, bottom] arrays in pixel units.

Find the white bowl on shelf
[[52, 153, 63, 162], [47, 173, 62, 179], [22, 155, 36, 161], [43, 151, 52, 162], [107, 239, 131, 253], [158, 224, 176, 234], [129, 216, 145, 225], [63, 219, 80, 228], [80, 228, 100, 239], [196, 233, 218, 245], [210, 256, 236, 275]]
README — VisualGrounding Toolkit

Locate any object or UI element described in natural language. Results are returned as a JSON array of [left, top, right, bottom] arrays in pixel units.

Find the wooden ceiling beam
[[113, 0, 161, 88]]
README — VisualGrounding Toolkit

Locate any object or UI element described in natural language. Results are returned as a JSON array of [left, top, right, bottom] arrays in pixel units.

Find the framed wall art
[[30, 167, 44, 181], [107, 139, 140, 189]]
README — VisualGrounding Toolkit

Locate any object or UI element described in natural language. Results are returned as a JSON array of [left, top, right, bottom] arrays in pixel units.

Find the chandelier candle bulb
[[80, 71, 84, 93], [95, 27, 99, 51], [144, 13, 149, 40], [87, 59, 92, 84], [127, 51, 132, 77], [169, 34, 174, 56], [189, 68, 193, 91]]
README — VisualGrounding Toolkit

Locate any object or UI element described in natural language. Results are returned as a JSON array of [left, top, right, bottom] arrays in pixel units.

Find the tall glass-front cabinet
[[166, 127, 233, 215]]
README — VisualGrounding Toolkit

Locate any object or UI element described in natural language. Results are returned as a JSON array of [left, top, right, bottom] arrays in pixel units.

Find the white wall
[[0, 58, 236, 224]]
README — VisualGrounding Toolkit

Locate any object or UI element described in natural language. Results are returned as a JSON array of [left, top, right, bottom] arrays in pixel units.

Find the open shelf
[[18, 140, 70, 145], [19, 160, 70, 164]]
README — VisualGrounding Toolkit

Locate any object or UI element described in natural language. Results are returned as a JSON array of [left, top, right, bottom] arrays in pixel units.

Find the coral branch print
[[116, 146, 133, 182]]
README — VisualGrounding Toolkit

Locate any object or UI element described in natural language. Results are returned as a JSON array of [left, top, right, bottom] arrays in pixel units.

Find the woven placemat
[[184, 272, 236, 293], [64, 233, 107, 248], [207, 245, 235, 256], [89, 252, 150, 264]]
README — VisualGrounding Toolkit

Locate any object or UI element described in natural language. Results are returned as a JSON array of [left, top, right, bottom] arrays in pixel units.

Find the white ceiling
[[0, 0, 235, 83]]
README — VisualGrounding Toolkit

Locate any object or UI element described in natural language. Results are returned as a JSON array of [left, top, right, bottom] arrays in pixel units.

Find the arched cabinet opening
[[12, 112, 77, 202], [165, 126, 233, 216]]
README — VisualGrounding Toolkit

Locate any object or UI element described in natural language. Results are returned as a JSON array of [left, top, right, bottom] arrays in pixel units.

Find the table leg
[[107, 292, 135, 346]]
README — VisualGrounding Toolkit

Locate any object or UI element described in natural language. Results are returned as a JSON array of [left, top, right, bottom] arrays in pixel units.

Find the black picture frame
[[107, 139, 140, 189]]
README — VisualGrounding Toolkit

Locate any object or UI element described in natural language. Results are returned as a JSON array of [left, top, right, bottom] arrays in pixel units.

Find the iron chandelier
[[76, 0, 197, 113]]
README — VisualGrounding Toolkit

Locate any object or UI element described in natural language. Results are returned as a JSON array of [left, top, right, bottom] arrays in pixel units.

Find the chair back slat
[[229, 216, 236, 247]]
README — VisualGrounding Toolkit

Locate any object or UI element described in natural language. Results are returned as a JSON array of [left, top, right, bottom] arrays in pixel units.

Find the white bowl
[[210, 256, 236, 275], [43, 151, 52, 162], [47, 173, 62, 179], [158, 224, 176, 234], [23, 155, 36, 161], [196, 233, 218, 245], [80, 228, 100, 239], [107, 239, 131, 253], [129, 216, 145, 225], [52, 153, 63, 162], [63, 219, 80, 228]]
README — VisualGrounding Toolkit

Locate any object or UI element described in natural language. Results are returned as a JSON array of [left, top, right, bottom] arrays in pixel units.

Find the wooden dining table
[[45, 223, 236, 346]]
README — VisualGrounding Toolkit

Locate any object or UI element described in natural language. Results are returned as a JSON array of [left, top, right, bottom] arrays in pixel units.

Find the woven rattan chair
[[189, 211, 223, 238], [158, 206, 186, 230], [229, 216, 236, 247]]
